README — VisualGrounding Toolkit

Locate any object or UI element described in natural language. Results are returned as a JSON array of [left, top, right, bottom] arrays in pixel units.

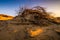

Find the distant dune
[[0, 14, 14, 20], [53, 17, 60, 23]]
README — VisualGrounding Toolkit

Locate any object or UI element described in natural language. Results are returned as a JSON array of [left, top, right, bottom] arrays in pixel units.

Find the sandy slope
[[0, 14, 13, 20]]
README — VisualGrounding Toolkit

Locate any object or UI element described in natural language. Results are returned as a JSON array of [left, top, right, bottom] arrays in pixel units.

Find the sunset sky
[[0, 0, 60, 17]]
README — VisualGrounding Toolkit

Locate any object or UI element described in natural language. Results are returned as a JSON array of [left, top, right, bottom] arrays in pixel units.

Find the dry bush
[[14, 6, 56, 26]]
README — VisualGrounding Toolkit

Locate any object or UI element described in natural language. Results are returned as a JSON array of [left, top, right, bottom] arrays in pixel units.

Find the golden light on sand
[[0, 14, 13, 20], [28, 28, 43, 37]]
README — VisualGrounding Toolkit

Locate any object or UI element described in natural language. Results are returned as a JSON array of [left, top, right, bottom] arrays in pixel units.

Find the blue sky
[[0, 0, 60, 17]]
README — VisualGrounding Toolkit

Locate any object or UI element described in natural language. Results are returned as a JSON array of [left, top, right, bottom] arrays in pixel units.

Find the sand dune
[[0, 14, 14, 20]]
